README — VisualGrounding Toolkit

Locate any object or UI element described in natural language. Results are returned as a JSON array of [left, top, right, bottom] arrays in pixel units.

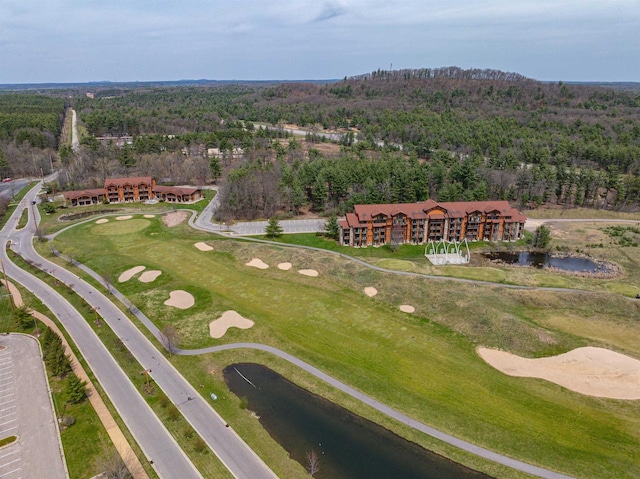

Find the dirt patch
[[209, 311, 255, 339], [95, 218, 109, 224], [116, 215, 133, 221], [478, 346, 640, 400], [143, 214, 155, 218], [164, 290, 195, 309], [162, 211, 189, 227], [399, 304, 415, 313], [277, 262, 292, 270], [118, 266, 145, 283], [246, 258, 269, 269], [298, 269, 319, 277], [364, 287, 378, 297], [194, 242, 214, 252], [138, 270, 162, 283]]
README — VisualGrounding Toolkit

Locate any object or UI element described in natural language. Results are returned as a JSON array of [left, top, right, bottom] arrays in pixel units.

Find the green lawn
[[48, 216, 640, 479]]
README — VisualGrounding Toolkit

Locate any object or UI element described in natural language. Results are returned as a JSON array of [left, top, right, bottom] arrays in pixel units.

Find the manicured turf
[[50, 217, 640, 479]]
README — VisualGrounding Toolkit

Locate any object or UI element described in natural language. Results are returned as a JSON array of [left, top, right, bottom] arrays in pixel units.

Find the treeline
[[0, 93, 66, 178], [349, 66, 532, 82], [62, 68, 640, 218], [215, 144, 640, 221]]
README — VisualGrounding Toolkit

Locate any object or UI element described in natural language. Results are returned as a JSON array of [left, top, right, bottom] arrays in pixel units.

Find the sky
[[1, 0, 638, 84]]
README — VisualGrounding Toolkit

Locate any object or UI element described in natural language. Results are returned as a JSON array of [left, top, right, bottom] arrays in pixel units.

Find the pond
[[224, 363, 492, 479], [482, 251, 606, 273]]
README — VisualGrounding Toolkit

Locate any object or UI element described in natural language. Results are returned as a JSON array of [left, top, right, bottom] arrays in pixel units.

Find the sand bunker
[[164, 290, 195, 309], [298, 269, 319, 277], [246, 258, 269, 269], [478, 346, 640, 400], [116, 215, 133, 220], [364, 287, 378, 297], [277, 262, 292, 271], [209, 311, 255, 339], [162, 211, 189, 227], [194, 242, 213, 251], [143, 214, 155, 218], [118, 266, 146, 282], [138, 270, 162, 283], [95, 218, 109, 224], [399, 304, 415, 313]]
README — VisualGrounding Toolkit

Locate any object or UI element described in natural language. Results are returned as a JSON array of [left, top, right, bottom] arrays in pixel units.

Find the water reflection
[[483, 251, 605, 272], [224, 363, 492, 479]]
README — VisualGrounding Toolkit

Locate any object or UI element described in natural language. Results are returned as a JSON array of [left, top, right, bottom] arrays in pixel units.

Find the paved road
[[7, 185, 277, 479], [71, 109, 79, 152], [1, 186, 203, 479], [0, 179, 30, 201], [0, 334, 67, 479]]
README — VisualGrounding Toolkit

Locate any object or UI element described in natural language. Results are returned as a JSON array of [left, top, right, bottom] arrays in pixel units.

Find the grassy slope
[[47, 215, 640, 479]]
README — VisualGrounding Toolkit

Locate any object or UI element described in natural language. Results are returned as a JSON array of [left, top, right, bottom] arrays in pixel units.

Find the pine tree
[[324, 215, 339, 240], [65, 373, 87, 404], [265, 217, 283, 238]]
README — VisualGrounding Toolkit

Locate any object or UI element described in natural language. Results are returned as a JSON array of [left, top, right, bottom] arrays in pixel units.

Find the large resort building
[[339, 199, 526, 247], [63, 177, 202, 207]]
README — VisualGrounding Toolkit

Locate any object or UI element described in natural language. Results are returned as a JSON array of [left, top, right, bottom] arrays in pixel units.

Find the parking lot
[[0, 335, 66, 479]]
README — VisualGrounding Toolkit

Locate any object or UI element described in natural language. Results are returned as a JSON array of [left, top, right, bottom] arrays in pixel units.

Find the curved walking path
[[43, 196, 636, 479], [47, 243, 575, 478], [1, 280, 149, 479]]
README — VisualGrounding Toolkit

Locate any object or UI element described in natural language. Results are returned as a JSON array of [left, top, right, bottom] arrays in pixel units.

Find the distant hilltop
[[1, 67, 638, 92]]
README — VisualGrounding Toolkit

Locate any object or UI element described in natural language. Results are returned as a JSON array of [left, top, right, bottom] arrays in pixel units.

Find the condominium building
[[338, 199, 526, 247], [63, 177, 202, 206]]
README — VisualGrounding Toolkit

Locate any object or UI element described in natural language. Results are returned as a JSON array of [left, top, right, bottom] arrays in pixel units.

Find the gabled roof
[[104, 177, 153, 188], [153, 185, 200, 196], [351, 199, 525, 224], [63, 188, 105, 200]]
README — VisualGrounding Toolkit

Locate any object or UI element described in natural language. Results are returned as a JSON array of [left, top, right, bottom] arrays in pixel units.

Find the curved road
[[50, 207, 579, 478], [4, 184, 278, 479]]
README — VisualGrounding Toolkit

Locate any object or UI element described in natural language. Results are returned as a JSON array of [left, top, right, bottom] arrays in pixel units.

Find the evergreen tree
[[531, 225, 551, 250], [209, 156, 222, 180], [14, 306, 33, 330], [324, 215, 339, 240], [265, 217, 283, 238], [65, 373, 87, 404]]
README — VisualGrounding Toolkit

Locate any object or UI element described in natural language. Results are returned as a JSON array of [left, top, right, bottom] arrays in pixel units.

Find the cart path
[[1, 280, 149, 479], [50, 248, 574, 479]]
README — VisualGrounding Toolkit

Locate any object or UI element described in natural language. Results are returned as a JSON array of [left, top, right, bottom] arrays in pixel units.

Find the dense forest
[[0, 93, 66, 178], [2, 68, 639, 219]]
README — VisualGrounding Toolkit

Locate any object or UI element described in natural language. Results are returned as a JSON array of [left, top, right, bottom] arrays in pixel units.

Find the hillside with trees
[[3, 67, 638, 219]]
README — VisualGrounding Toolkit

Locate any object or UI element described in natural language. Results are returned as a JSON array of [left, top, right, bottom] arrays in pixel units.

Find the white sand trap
[[277, 262, 292, 271], [143, 214, 155, 218], [95, 218, 109, 224], [298, 269, 319, 277], [246, 258, 269, 269], [209, 310, 255, 339], [164, 290, 195, 309], [364, 287, 378, 297], [478, 346, 640, 400], [118, 266, 146, 283], [138, 270, 162, 283], [399, 304, 415, 313], [194, 242, 213, 251], [116, 215, 133, 220]]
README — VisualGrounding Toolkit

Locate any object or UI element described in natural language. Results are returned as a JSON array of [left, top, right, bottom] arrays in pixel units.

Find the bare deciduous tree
[[94, 449, 141, 479], [305, 449, 320, 477]]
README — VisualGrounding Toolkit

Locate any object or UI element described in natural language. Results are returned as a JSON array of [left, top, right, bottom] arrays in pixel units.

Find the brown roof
[[351, 200, 525, 224], [104, 177, 153, 188], [63, 188, 105, 200], [153, 185, 200, 196]]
